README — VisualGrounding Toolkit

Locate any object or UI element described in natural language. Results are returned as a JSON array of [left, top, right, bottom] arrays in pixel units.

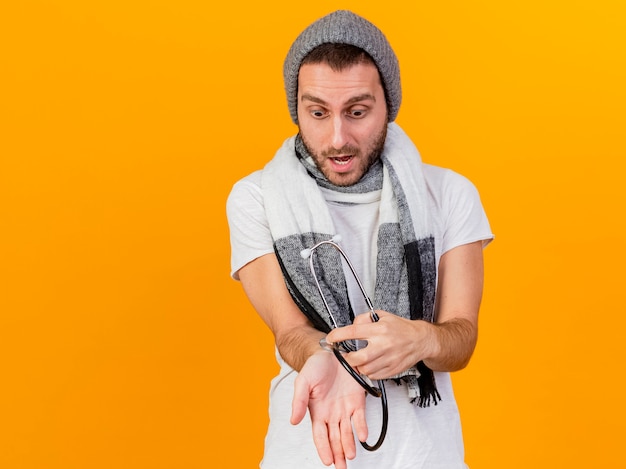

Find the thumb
[[290, 374, 310, 425]]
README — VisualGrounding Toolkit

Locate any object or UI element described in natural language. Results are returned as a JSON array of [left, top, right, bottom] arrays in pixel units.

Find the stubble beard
[[300, 124, 387, 187]]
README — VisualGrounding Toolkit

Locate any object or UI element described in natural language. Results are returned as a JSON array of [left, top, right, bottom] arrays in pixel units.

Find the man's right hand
[[238, 254, 369, 467], [291, 350, 368, 469]]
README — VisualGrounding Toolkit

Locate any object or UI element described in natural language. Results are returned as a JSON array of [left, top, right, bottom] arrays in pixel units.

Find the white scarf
[[261, 123, 440, 406]]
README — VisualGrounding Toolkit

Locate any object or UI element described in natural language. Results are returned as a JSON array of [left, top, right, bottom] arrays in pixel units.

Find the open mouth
[[331, 155, 353, 165]]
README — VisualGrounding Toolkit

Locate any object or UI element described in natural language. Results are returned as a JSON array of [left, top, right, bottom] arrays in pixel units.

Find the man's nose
[[330, 115, 349, 150]]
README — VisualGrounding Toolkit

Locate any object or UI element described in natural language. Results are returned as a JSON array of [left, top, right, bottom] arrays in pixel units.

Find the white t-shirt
[[227, 163, 494, 469]]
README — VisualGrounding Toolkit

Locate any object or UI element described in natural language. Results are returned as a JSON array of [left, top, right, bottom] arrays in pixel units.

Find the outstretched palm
[[291, 350, 368, 469]]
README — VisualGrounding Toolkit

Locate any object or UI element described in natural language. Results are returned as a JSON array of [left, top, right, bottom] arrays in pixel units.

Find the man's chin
[[325, 172, 362, 187]]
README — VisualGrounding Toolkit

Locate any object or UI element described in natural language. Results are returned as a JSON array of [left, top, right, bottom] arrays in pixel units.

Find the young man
[[227, 10, 493, 469]]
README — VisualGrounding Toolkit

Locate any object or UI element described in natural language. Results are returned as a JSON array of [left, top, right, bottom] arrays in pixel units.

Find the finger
[[326, 324, 367, 345], [311, 420, 334, 466], [356, 309, 388, 323], [352, 405, 369, 443], [352, 312, 373, 325], [290, 375, 309, 425], [340, 417, 356, 460], [349, 353, 392, 379], [368, 363, 395, 380], [327, 422, 347, 469]]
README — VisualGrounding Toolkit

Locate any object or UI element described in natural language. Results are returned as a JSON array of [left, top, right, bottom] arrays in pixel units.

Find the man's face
[[297, 62, 388, 186]]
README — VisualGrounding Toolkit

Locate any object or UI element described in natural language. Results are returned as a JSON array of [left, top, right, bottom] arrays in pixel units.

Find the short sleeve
[[226, 171, 274, 279], [425, 166, 494, 255]]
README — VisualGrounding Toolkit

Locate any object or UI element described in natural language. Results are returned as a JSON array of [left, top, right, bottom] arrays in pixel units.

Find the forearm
[[238, 253, 325, 372], [275, 323, 326, 372], [422, 317, 477, 372], [325, 242, 484, 379], [325, 311, 478, 379], [424, 241, 483, 372]]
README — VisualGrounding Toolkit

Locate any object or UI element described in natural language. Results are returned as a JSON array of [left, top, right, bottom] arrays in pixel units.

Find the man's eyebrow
[[300, 94, 327, 105], [345, 93, 377, 105], [300, 93, 377, 105]]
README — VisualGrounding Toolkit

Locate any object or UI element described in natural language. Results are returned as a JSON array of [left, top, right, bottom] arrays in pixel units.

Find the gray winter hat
[[284, 10, 401, 124]]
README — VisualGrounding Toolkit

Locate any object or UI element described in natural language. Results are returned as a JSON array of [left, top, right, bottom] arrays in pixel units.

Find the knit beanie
[[284, 10, 401, 124]]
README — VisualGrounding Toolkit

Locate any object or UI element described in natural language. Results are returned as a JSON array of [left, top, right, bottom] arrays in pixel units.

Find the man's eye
[[311, 110, 326, 118], [350, 109, 366, 118]]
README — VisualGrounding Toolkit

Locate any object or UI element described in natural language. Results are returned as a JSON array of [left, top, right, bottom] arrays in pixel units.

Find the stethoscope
[[300, 235, 388, 451]]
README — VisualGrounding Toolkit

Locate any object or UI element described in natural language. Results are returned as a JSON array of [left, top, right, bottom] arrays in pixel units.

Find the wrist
[[276, 326, 326, 371], [422, 318, 477, 372], [416, 320, 442, 366]]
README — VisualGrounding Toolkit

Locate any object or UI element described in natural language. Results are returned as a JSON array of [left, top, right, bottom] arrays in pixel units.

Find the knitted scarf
[[261, 123, 440, 407]]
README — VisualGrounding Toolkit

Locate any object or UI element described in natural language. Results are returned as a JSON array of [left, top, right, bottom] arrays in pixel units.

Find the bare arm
[[238, 253, 367, 469], [326, 240, 484, 378], [424, 239, 484, 371], [238, 253, 324, 371]]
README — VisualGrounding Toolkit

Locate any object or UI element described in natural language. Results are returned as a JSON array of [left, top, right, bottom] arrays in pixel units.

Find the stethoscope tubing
[[302, 237, 389, 451], [332, 347, 388, 451]]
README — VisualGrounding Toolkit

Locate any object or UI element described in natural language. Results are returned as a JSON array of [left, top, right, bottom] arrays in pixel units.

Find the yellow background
[[1, 1, 625, 467]]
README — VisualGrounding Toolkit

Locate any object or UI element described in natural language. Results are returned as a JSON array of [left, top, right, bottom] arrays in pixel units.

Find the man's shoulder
[[421, 163, 483, 215], [422, 163, 473, 189], [227, 170, 265, 211], [233, 169, 263, 186]]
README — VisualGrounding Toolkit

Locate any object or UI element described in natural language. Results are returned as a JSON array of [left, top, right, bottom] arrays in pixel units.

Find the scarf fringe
[[394, 360, 441, 408]]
